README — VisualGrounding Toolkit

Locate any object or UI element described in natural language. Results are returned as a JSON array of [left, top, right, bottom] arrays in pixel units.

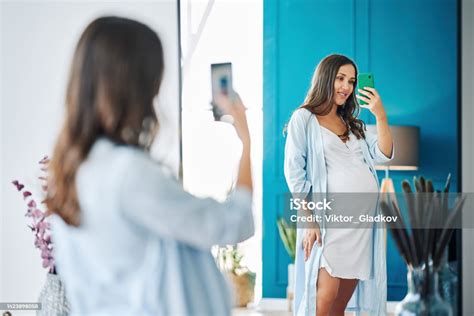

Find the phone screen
[[357, 73, 375, 106], [211, 62, 233, 121], [211, 63, 233, 101]]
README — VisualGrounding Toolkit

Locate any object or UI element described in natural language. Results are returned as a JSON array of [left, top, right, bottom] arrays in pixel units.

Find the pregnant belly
[[325, 164, 379, 227], [327, 163, 378, 193]]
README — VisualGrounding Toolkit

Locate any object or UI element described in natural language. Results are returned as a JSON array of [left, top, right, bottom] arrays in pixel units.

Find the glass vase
[[438, 251, 458, 315], [37, 273, 71, 316], [396, 266, 452, 316]]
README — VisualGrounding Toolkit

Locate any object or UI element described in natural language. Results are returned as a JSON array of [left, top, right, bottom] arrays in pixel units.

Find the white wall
[[462, 0, 474, 314], [0, 0, 4, 302], [0, 0, 180, 307]]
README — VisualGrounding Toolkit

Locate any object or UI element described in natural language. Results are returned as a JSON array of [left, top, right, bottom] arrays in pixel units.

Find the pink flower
[[41, 248, 52, 260], [37, 239, 49, 251], [41, 249, 49, 259], [31, 209, 44, 218], [12, 155, 55, 273], [23, 191, 32, 199], [12, 180, 24, 191], [34, 238, 42, 248], [42, 258, 52, 269], [36, 221, 50, 235]]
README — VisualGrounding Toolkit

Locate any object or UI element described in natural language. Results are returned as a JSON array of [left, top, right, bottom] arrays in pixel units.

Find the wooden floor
[[233, 308, 291, 316], [232, 300, 398, 316], [233, 309, 394, 316]]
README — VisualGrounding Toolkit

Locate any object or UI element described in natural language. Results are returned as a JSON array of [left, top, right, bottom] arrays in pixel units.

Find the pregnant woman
[[284, 54, 394, 316]]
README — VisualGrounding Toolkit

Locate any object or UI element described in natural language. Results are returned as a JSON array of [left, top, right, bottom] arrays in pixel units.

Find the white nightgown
[[319, 126, 379, 280]]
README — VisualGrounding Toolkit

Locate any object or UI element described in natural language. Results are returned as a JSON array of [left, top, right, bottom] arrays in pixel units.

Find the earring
[[121, 127, 137, 144], [138, 117, 156, 148]]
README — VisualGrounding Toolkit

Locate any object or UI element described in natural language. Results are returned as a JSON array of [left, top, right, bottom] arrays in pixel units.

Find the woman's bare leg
[[316, 268, 340, 316], [329, 278, 358, 316]]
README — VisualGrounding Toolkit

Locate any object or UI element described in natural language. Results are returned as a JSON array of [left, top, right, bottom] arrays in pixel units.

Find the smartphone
[[211, 62, 233, 122], [357, 73, 374, 106]]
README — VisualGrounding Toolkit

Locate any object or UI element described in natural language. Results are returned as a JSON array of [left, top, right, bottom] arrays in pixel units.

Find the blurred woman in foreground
[[47, 16, 254, 315]]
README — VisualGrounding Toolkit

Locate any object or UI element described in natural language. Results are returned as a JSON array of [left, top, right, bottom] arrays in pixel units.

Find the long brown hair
[[300, 54, 366, 139], [46, 17, 164, 226]]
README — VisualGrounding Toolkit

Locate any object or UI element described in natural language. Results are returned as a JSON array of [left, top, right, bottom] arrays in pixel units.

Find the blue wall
[[263, 0, 458, 300]]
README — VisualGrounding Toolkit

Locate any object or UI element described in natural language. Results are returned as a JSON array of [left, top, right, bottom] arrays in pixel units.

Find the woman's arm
[[232, 103, 253, 192], [375, 116, 393, 158], [119, 94, 254, 250], [356, 87, 394, 159], [119, 151, 254, 251]]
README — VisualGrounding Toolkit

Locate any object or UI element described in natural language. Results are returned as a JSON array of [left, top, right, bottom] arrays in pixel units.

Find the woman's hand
[[356, 87, 387, 121], [303, 226, 321, 261], [214, 93, 250, 143], [357, 87, 393, 158]]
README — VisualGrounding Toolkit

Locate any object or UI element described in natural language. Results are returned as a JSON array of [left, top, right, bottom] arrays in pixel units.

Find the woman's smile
[[336, 91, 350, 103], [337, 91, 349, 98]]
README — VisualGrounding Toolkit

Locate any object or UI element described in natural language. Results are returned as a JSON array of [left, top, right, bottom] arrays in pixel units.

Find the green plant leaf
[[277, 217, 296, 262]]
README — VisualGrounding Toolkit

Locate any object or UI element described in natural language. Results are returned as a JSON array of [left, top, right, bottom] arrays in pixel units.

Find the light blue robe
[[284, 108, 394, 316], [52, 138, 254, 316]]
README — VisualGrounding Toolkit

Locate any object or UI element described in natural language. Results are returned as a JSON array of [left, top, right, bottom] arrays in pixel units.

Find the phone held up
[[357, 73, 374, 106], [211, 62, 235, 124]]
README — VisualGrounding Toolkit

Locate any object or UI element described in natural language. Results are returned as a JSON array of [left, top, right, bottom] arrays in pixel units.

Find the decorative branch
[[382, 173, 465, 273], [12, 156, 55, 273]]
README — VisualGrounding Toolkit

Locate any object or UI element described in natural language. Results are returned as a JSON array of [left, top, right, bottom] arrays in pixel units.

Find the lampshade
[[366, 125, 419, 171]]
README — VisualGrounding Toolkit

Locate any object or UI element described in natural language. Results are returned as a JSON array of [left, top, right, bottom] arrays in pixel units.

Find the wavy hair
[[46, 17, 164, 226], [299, 54, 366, 139]]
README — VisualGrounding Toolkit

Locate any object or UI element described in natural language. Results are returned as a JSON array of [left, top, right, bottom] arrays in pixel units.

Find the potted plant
[[12, 156, 70, 316], [216, 245, 256, 307], [277, 217, 296, 311]]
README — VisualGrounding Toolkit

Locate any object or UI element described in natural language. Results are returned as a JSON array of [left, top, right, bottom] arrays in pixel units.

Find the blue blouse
[[284, 108, 394, 316], [52, 138, 254, 315]]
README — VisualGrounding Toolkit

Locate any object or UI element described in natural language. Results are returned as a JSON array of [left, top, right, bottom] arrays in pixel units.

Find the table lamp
[[366, 125, 420, 194]]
